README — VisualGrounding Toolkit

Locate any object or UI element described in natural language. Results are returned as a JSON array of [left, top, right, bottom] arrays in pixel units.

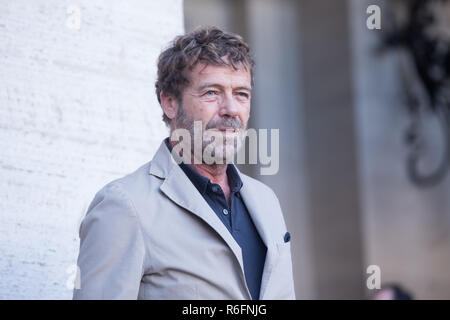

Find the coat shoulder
[[90, 160, 160, 218], [239, 172, 280, 203], [238, 171, 288, 233], [106, 161, 153, 190]]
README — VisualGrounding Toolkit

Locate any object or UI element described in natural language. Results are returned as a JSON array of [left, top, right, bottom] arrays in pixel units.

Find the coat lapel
[[148, 141, 249, 297], [148, 140, 279, 300], [238, 173, 279, 300]]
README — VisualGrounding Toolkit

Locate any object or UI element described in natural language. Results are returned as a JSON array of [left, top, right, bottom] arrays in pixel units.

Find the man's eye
[[204, 90, 217, 96], [237, 92, 249, 98]]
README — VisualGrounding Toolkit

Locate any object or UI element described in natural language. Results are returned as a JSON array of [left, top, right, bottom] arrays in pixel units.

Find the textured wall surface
[[0, 0, 183, 299]]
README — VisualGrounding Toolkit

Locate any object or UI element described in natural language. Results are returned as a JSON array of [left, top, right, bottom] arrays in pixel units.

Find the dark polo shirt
[[164, 138, 267, 300]]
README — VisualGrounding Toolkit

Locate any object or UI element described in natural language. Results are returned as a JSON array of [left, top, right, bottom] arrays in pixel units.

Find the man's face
[[172, 60, 252, 163]]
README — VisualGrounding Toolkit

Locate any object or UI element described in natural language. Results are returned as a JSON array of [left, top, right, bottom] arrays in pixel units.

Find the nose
[[218, 92, 239, 118]]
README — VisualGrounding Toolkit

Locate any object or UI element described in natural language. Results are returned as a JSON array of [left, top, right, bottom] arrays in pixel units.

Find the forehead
[[187, 62, 251, 88]]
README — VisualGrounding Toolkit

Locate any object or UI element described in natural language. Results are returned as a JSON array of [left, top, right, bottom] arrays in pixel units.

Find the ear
[[160, 92, 179, 121]]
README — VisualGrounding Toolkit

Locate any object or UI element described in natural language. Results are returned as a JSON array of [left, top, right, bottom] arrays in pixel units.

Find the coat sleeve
[[73, 182, 146, 299]]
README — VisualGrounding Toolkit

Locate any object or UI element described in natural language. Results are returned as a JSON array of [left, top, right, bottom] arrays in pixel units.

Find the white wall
[[0, 0, 183, 299]]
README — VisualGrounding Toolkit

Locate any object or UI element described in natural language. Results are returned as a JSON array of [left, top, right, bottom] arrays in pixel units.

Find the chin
[[215, 143, 237, 164], [201, 129, 245, 164]]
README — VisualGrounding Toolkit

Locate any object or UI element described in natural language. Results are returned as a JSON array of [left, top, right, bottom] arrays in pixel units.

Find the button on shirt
[[164, 139, 267, 300]]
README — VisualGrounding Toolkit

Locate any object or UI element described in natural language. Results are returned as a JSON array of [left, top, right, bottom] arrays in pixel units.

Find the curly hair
[[155, 26, 255, 125]]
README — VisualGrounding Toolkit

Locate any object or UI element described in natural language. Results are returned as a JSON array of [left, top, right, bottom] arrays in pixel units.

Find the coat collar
[[148, 139, 279, 300]]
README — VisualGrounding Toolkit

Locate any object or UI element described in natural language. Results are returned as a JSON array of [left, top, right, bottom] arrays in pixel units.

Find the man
[[73, 26, 295, 300]]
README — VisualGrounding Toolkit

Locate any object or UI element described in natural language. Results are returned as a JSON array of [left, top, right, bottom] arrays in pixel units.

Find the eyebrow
[[197, 83, 252, 92]]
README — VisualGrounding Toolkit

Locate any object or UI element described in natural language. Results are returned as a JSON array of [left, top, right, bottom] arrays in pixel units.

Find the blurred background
[[1, 0, 449, 299]]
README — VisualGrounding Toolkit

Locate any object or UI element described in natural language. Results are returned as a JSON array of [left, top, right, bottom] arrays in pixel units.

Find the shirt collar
[[164, 137, 243, 195], [226, 162, 243, 193]]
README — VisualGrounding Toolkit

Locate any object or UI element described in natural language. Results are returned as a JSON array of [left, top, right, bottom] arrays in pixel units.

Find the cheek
[[193, 102, 219, 125], [185, 98, 209, 117], [241, 104, 251, 119]]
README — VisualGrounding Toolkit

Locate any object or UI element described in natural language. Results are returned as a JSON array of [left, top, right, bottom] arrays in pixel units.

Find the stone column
[[295, 0, 365, 299]]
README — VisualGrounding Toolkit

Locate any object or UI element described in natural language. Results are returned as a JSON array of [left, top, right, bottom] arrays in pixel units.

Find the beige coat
[[73, 140, 295, 300]]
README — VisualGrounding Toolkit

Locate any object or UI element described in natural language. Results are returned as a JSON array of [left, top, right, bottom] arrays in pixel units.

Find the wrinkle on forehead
[[188, 62, 252, 89]]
